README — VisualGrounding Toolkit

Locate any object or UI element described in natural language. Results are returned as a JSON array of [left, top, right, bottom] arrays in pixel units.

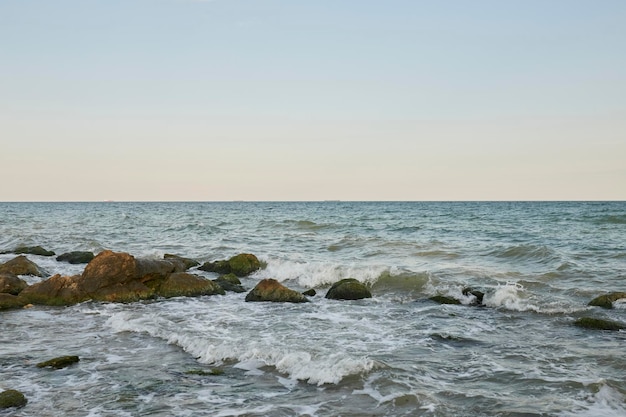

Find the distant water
[[1, 201, 625, 416]]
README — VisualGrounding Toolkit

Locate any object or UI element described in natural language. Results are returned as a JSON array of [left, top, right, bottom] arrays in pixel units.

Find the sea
[[0, 201, 625, 417]]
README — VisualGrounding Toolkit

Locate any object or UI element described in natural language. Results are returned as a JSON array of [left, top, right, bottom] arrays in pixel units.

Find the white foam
[[559, 383, 626, 417]]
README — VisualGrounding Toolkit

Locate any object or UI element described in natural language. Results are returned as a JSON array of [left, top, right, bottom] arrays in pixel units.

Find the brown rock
[[20, 274, 87, 306], [0, 273, 28, 295], [245, 279, 309, 303], [157, 272, 225, 298], [0, 293, 26, 310], [0, 255, 46, 277]]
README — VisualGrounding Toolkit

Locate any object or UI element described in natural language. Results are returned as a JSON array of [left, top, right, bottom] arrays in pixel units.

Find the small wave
[[371, 271, 430, 294], [590, 214, 626, 225], [488, 244, 560, 264]]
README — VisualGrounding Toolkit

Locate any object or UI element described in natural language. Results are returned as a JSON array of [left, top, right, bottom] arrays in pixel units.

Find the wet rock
[[574, 317, 625, 331], [0, 255, 46, 277], [56, 251, 95, 264], [199, 253, 261, 277], [0, 273, 28, 295], [245, 279, 309, 303], [157, 272, 225, 298], [164, 254, 200, 270], [0, 389, 27, 409], [429, 295, 462, 305], [20, 274, 88, 306], [214, 273, 246, 293], [462, 288, 485, 305], [588, 292, 626, 309], [0, 293, 26, 310], [325, 278, 372, 300], [302, 288, 317, 297], [14, 245, 55, 256], [36, 355, 80, 369]]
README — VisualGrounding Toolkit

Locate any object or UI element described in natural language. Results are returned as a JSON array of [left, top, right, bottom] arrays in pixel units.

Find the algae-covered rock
[[157, 272, 225, 298], [588, 292, 626, 309], [56, 251, 95, 264], [245, 278, 309, 303], [430, 295, 462, 305], [0, 255, 46, 277], [164, 254, 200, 270], [574, 317, 625, 331], [325, 278, 372, 300], [0, 273, 28, 295], [0, 293, 26, 310], [14, 245, 55, 256], [199, 254, 261, 277], [214, 273, 246, 293], [0, 389, 27, 409], [185, 368, 224, 376], [303, 288, 317, 297], [36, 355, 80, 369]]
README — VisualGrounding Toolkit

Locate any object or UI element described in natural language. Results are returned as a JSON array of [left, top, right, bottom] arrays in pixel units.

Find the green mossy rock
[[325, 278, 372, 300], [0, 293, 26, 310], [56, 251, 95, 264], [588, 292, 626, 309], [37, 355, 80, 369], [302, 288, 317, 297], [0, 255, 46, 277], [199, 254, 261, 277], [214, 273, 246, 293], [157, 272, 225, 298], [0, 273, 28, 295], [430, 295, 462, 305], [574, 317, 625, 331], [14, 245, 55, 256], [0, 389, 27, 409]]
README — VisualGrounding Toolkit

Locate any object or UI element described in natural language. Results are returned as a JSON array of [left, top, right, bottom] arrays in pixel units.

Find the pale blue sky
[[1, 0, 625, 201]]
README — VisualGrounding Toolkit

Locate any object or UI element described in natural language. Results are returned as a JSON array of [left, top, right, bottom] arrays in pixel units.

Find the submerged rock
[[199, 253, 261, 277], [588, 292, 626, 309], [14, 245, 55, 256], [429, 295, 462, 305], [0, 389, 27, 409], [325, 278, 372, 300], [574, 317, 625, 331], [0, 255, 46, 277], [56, 251, 95, 264], [164, 254, 200, 270], [245, 279, 309, 303], [158, 272, 225, 298], [302, 288, 317, 297], [36, 355, 80, 369], [0, 273, 28, 295]]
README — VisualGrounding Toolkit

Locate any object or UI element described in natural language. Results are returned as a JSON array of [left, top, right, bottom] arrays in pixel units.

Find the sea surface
[[1, 201, 625, 417]]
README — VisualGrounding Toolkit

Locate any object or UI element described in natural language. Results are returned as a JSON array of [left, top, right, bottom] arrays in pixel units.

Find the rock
[[0, 255, 46, 277], [199, 253, 261, 277], [245, 279, 309, 303], [588, 292, 626, 309], [164, 254, 200, 270], [157, 272, 225, 298], [0, 389, 27, 409], [20, 274, 88, 306], [302, 288, 317, 297], [0, 273, 28, 295], [574, 317, 625, 331], [36, 355, 80, 369], [429, 295, 462, 305], [325, 278, 372, 300], [462, 288, 485, 305], [214, 273, 246, 293], [14, 245, 55, 256], [56, 251, 95, 264], [0, 293, 26, 310]]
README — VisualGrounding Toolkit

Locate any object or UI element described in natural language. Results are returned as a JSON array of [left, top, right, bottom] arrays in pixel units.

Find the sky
[[1, 0, 625, 201]]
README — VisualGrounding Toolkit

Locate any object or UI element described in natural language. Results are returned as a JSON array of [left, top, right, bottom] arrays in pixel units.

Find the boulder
[[199, 253, 261, 277], [462, 288, 485, 305], [245, 279, 309, 303], [214, 273, 246, 293], [325, 278, 372, 300], [588, 292, 626, 309], [302, 288, 316, 297], [157, 272, 225, 298], [0, 273, 28, 295], [0, 293, 26, 310], [574, 317, 625, 331], [164, 254, 200, 270], [56, 251, 95, 264], [0, 255, 46, 277], [14, 245, 55, 256], [20, 274, 88, 306], [430, 295, 462, 305], [0, 389, 27, 409], [36, 355, 80, 369]]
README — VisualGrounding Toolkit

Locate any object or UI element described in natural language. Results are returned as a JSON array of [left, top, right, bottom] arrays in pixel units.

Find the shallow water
[[1, 201, 625, 416]]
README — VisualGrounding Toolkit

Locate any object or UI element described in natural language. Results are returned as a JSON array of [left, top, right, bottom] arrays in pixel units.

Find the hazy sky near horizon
[[1, 0, 625, 201]]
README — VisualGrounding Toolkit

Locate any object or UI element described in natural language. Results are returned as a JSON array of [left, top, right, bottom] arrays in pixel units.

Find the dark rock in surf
[[245, 279, 309, 303], [0, 389, 27, 409], [429, 295, 462, 305], [302, 288, 316, 297], [14, 245, 55, 256], [588, 292, 626, 309], [462, 288, 485, 305], [214, 273, 246, 293], [325, 278, 372, 300], [56, 251, 95, 264], [0, 255, 46, 277], [164, 254, 200, 270], [0, 273, 28, 295], [0, 293, 27, 310], [574, 317, 625, 331], [199, 253, 261, 277], [158, 272, 225, 298], [36, 355, 80, 369]]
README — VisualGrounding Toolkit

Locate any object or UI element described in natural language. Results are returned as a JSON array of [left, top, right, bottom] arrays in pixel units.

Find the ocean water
[[0, 201, 625, 417]]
